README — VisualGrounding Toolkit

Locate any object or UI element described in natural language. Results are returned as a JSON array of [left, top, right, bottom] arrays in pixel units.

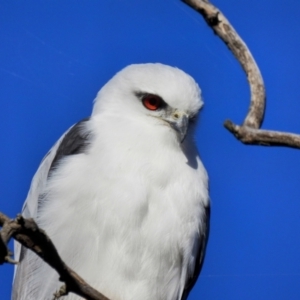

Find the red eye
[[142, 95, 162, 111]]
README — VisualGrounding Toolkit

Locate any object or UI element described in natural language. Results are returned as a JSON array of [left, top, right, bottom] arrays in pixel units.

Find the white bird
[[12, 63, 210, 300]]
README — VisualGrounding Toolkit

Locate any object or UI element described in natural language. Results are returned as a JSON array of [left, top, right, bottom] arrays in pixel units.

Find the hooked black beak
[[166, 113, 189, 142]]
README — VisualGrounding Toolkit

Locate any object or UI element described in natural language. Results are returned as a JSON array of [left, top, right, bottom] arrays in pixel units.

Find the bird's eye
[[142, 95, 163, 111]]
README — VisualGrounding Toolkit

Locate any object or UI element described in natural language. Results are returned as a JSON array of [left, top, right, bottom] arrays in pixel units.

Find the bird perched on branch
[[13, 63, 210, 300]]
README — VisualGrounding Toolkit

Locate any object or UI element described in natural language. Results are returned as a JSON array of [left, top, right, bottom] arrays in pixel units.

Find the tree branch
[[0, 212, 111, 300], [224, 120, 300, 148], [182, 0, 300, 149]]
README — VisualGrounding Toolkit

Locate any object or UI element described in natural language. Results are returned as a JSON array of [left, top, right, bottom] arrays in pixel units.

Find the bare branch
[[0, 212, 111, 300], [0, 212, 18, 265], [182, 0, 265, 129], [182, 0, 300, 149], [224, 120, 300, 148]]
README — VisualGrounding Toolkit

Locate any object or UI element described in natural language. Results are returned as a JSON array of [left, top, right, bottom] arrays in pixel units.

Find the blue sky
[[1, 1, 300, 299]]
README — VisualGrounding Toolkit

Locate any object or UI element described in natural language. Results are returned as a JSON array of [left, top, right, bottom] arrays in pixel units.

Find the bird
[[12, 63, 210, 300]]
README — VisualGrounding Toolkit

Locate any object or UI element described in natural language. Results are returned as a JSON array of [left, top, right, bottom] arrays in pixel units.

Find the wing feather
[[181, 204, 210, 300], [12, 118, 91, 299]]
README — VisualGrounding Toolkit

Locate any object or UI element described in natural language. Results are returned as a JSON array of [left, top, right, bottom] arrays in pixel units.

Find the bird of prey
[[13, 63, 210, 300]]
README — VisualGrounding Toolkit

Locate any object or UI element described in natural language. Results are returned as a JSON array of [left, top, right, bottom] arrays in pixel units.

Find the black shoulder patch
[[49, 117, 91, 174]]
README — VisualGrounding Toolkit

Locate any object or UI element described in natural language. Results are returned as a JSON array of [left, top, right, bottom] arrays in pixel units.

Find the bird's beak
[[165, 112, 189, 142]]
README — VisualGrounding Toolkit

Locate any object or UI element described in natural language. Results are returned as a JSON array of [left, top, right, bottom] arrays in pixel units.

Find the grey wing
[[12, 118, 91, 300], [181, 204, 210, 300]]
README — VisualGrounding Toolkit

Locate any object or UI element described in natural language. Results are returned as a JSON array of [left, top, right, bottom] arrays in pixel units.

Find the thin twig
[[182, 0, 300, 149]]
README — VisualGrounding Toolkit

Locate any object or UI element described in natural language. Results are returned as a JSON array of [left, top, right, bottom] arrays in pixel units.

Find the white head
[[92, 63, 203, 142]]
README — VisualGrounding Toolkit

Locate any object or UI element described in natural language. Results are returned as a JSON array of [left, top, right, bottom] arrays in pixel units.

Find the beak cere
[[167, 113, 189, 142]]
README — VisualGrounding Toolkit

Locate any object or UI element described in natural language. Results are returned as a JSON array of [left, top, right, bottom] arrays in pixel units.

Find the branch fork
[[0, 212, 111, 300], [183, 0, 300, 149]]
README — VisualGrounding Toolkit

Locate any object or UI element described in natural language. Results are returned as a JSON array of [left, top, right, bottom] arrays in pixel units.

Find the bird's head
[[92, 63, 203, 142]]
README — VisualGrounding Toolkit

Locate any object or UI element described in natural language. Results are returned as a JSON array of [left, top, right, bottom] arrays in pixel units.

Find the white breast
[[32, 116, 208, 300]]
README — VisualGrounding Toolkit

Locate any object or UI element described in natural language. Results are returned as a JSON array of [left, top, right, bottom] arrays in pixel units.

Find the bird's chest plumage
[[39, 122, 207, 300]]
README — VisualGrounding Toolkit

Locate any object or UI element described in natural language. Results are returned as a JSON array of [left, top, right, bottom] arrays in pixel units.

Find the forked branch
[[182, 0, 300, 149], [0, 212, 110, 300]]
